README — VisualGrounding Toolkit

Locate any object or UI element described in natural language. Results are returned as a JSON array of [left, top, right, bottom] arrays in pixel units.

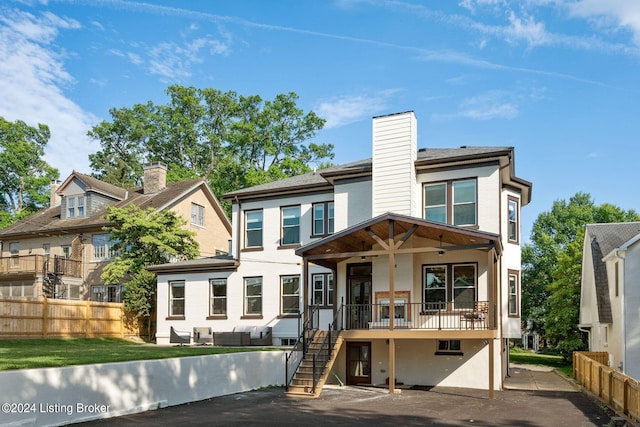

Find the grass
[[510, 347, 573, 377], [0, 338, 282, 371]]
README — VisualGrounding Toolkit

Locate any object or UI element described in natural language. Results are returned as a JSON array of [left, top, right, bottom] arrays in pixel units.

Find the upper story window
[[67, 195, 85, 218], [281, 206, 301, 246], [245, 210, 263, 248], [9, 242, 19, 267], [191, 203, 204, 227], [508, 197, 519, 243], [92, 233, 116, 261], [424, 179, 477, 226], [61, 245, 71, 259], [312, 202, 334, 237]]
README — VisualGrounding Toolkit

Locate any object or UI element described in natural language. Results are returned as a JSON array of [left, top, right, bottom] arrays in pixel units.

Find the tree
[[0, 117, 59, 227], [522, 192, 639, 354], [544, 227, 587, 361], [101, 205, 199, 335], [87, 86, 333, 206]]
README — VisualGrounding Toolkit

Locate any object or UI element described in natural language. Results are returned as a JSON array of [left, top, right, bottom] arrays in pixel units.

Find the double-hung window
[[508, 270, 519, 316], [191, 203, 204, 227], [423, 263, 477, 310], [508, 197, 519, 243], [92, 234, 115, 261], [312, 202, 334, 236], [66, 195, 85, 218], [281, 275, 300, 316], [281, 206, 300, 245], [209, 278, 227, 317], [169, 281, 185, 317], [67, 196, 76, 218], [245, 210, 263, 248], [424, 179, 477, 226], [312, 273, 334, 307], [9, 242, 19, 267], [244, 277, 262, 316]]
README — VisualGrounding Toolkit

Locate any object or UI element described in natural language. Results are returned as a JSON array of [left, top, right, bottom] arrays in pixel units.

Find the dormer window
[[67, 195, 85, 218]]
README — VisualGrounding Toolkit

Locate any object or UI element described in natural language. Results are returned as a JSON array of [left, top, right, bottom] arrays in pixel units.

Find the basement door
[[346, 342, 371, 385]]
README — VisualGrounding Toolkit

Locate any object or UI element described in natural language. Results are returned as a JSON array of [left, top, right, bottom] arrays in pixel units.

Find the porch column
[[489, 338, 495, 399], [388, 220, 396, 393]]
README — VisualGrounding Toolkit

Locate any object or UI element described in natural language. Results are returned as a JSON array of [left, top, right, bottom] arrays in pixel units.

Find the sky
[[1, 0, 640, 242]]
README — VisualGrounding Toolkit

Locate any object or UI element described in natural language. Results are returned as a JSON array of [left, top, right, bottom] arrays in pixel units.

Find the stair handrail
[[285, 305, 320, 390], [311, 305, 344, 394]]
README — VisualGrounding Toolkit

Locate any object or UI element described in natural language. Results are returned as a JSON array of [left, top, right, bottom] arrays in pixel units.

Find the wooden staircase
[[285, 330, 343, 398]]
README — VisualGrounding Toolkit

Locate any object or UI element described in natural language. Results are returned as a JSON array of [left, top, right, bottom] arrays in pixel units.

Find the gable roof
[[58, 171, 128, 200], [586, 222, 640, 258], [296, 212, 501, 269], [585, 222, 640, 324], [222, 146, 531, 204], [0, 177, 231, 239]]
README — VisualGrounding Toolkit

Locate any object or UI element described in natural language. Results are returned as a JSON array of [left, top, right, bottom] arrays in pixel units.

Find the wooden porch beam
[[394, 224, 418, 250], [366, 227, 389, 250], [304, 244, 493, 261]]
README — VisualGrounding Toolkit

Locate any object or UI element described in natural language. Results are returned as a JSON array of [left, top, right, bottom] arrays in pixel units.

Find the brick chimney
[[143, 162, 167, 194], [50, 179, 62, 207]]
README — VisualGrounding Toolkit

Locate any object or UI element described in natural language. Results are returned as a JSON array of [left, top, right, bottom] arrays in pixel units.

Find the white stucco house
[[579, 222, 640, 380], [152, 111, 532, 397]]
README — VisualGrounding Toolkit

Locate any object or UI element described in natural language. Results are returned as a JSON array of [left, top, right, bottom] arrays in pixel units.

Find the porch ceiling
[[296, 212, 501, 269]]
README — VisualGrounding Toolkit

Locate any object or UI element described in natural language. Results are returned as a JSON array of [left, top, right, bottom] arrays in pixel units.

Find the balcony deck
[[0, 255, 82, 278], [335, 302, 497, 339]]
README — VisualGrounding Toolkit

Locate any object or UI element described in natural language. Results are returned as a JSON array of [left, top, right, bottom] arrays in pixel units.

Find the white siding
[[372, 112, 417, 217], [334, 179, 372, 231], [625, 241, 640, 379]]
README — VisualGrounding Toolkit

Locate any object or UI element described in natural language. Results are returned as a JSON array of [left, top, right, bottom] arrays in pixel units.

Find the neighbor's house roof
[[223, 146, 532, 204], [0, 176, 231, 240], [585, 222, 640, 324], [147, 255, 239, 274]]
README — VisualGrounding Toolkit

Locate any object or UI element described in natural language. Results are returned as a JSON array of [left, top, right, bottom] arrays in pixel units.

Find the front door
[[347, 263, 372, 329], [347, 342, 371, 385]]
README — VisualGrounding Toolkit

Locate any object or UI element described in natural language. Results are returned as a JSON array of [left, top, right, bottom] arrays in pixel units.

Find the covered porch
[[295, 212, 503, 397]]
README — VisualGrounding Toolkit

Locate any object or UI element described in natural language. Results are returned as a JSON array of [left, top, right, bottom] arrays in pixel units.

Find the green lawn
[[0, 338, 281, 371], [510, 347, 573, 377]]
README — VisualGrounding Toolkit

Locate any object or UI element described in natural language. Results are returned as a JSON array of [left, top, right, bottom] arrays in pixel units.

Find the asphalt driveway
[[80, 367, 612, 427]]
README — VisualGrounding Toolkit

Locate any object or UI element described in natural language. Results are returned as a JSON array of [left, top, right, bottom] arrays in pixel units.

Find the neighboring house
[[153, 111, 531, 397], [0, 162, 231, 302], [579, 222, 640, 380]]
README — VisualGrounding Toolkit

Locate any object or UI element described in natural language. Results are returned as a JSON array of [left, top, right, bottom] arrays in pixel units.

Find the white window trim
[[191, 203, 205, 227], [280, 275, 300, 316], [169, 281, 185, 317]]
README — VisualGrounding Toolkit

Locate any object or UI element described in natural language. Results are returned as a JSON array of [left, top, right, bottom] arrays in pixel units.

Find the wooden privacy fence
[[574, 351, 640, 423], [0, 296, 139, 339]]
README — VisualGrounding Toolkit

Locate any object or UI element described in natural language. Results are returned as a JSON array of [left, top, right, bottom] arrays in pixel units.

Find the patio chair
[[461, 302, 489, 330], [170, 326, 191, 346]]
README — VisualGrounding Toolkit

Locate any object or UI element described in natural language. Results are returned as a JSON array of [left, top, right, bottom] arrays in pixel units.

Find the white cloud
[[568, 0, 640, 46], [124, 35, 230, 80], [432, 90, 519, 121], [315, 91, 399, 129], [0, 8, 98, 178]]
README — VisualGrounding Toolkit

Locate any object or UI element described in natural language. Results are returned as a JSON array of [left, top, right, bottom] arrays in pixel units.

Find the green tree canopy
[[101, 205, 199, 325], [88, 86, 333, 198], [0, 117, 59, 228], [522, 192, 639, 356]]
